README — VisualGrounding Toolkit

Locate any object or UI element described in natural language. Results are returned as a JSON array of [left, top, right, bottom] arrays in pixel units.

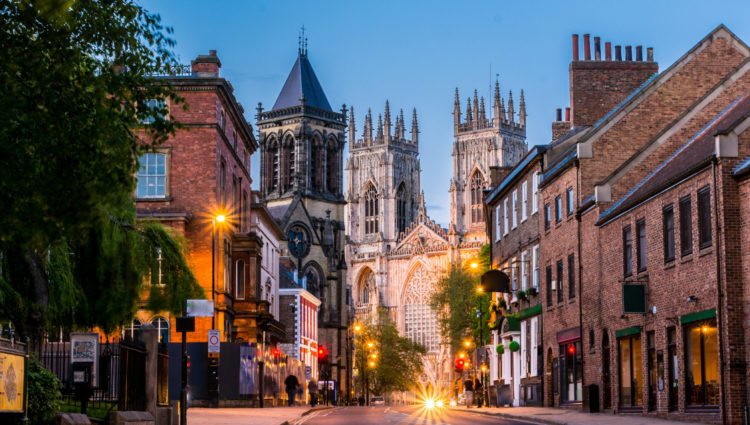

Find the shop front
[[556, 327, 582, 405]]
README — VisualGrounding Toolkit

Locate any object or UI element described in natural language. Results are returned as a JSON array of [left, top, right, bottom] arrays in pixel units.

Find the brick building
[[135, 50, 278, 344], [485, 26, 750, 423], [484, 146, 545, 406]]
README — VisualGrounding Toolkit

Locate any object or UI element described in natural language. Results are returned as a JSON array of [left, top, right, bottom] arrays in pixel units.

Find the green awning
[[681, 308, 716, 325], [514, 304, 542, 321], [615, 326, 642, 338]]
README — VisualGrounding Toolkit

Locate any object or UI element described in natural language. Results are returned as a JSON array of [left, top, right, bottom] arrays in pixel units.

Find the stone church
[[345, 82, 527, 389], [256, 44, 351, 397]]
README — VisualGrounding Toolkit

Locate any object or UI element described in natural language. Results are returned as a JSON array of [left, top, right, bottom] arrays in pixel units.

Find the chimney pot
[[556, 108, 562, 122], [209, 50, 217, 56], [647, 47, 654, 62], [583, 34, 591, 60], [572, 34, 579, 61], [594, 37, 601, 60], [626, 45, 633, 61], [636, 46, 643, 61], [565, 107, 571, 122], [605, 42, 612, 61], [615, 45, 622, 61]]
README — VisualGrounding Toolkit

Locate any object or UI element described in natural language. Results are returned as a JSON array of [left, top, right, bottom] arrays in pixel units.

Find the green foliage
[[22, 356, 61, 425], [496, 344, 504, 355], [355, 310, 426, 396], [0, 0, 201, 339], [508, 341, 520, 352], [430, 244, 492, 353]]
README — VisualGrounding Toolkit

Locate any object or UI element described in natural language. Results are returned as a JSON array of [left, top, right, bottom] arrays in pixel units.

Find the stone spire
[[364, 108, 373, 143], [493, 80, 501, 125], [466, 97, 473, 125], [472, 90, 479, 129], [398, 109, 406, 140], [376, 113, 383, 142], [348, 106, 356, 143], [479, 96, 486, 124], [507, 90, 515, 124], [384, 100, 391, 144], [453, 88, 461, 129], [519, 89, 526, 127], [499, 96, 507, 122], [411, 108, 419, 145]]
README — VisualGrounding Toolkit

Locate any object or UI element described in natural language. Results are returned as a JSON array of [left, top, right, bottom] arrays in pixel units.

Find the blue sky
[[140, 0, 750, 226]]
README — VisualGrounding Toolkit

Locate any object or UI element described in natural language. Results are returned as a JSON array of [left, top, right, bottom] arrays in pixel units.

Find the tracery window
[[364, 184, 379, 235], [303, 262, 321, 298], [396, 183, 408, 235], [403, 266, 439, 353], [326, 140, 338, 194], [470, 171, 485, 223], [310, 138, 323, 191], [359, 269, 374, 305], [282, 136, 295, 191]]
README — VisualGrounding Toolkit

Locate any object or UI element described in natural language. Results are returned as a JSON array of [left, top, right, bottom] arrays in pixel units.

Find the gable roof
[[272, 53, 333, 112], [598, 92, 750, 224]]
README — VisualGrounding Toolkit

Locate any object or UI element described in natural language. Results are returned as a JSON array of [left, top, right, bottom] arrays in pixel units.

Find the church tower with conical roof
[[256, 33, 350, 399]]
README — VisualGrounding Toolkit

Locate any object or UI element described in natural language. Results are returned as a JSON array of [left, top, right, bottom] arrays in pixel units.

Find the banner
[[0, 351, 25, 413]]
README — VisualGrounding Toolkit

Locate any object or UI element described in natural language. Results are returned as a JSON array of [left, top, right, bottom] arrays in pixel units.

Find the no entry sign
[[208, 330, 221, 354]]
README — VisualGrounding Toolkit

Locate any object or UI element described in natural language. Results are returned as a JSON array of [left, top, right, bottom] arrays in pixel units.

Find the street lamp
[[211, 213, 226, 330]]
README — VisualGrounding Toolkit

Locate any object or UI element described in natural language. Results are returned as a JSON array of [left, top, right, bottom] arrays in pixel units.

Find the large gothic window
[[326, 139, 338, 194], [470, 171, 485, 223], [404, 266, 439, 353], [364, 184, 379, 235], [310, 137, 323, 191], [396, 183, 408, 235], [282, 136, 295, 191], [359, 269, 374, 305], [303, 262, 322, 298], [268, 140, 279, 193]]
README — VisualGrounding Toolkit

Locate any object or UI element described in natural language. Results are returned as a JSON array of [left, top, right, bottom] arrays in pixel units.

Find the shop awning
[[680, 308, 716, 325], [615, 326, 642, 338], [480, 269, 511, 293]]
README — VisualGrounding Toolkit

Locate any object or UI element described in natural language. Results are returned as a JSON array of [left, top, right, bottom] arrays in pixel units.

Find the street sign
[[207, 330, 221, 354], [176, 316, 195, 333], [187, 299, 214, 317]]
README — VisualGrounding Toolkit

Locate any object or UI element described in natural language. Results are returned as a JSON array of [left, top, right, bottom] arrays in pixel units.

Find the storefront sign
[[0, 351, 25, 413]]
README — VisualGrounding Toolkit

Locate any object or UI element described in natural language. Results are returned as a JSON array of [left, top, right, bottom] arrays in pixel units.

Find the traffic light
[[272, 348, 281, 357], [454, 358, 465, 373], [318, 345, 328, 363]]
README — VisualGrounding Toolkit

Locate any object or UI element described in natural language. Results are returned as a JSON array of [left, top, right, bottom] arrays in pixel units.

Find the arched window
[[310, 137, 323, 191], [269, 140, 279, 192], [359, 269, 374, 305], [396, 183, 408, 235], [303, 263, 321, 298], [403, 266, 439, 352], [282, 136, 295, 191], [326, 139, 338, 194], [151, 317, 169, 343], [235, 260, 245, 299], [470, 171, 485, 223], [364, 184, 379, 235]]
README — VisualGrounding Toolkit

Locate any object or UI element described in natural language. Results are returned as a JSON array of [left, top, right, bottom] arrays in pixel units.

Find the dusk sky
[[140, 0, 750, 226]]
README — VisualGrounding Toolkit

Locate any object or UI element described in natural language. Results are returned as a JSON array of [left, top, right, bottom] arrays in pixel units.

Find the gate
[[119, 339, 146, 411]]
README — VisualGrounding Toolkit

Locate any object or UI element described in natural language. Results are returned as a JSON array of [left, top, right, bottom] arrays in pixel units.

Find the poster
[[0, 351, 25, 413], [70, 332, 99, 386], [239, 345, 257, 395]]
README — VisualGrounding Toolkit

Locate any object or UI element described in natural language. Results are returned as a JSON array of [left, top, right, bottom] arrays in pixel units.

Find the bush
[[22, 356, 61, 425]]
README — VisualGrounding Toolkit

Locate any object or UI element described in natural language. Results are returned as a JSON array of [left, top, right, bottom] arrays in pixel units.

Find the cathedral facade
[[345, 82, 527, 389]]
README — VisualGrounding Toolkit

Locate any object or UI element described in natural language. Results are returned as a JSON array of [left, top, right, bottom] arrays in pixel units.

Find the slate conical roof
[[272, 52, 333, 112]]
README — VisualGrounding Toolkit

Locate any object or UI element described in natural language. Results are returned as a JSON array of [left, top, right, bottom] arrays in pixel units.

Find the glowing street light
[[476, 286, 484, 293], [470, 262, 479, 269], [214, 214, 226, 223], [354, 324, 362, 333]]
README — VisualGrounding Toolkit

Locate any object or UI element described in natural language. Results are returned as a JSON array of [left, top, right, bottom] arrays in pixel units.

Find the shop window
[[684, 319, 719, 408], [559, 341, 582, 402], [647, 331, 657, 411], [667, 327, 678, 411], [618, 333, 643, 408]]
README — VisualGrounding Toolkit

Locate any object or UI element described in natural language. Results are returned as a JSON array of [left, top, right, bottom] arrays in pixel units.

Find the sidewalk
[[450, 405, 708, 425], [188, 406, 326, 425]]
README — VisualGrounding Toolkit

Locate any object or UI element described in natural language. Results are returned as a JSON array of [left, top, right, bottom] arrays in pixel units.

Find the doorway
[[602, 331, 611, 409]]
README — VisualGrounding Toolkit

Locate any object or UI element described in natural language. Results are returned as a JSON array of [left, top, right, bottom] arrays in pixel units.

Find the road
[[292, 406, 539, 425]]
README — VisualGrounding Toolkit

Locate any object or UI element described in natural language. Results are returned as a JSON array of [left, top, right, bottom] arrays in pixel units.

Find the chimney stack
[[556, 108, 562, 122], [636, 46, 643, 62], [191, 50, 221, 76], [605, 42, 612, 61], [572, 34, 579, 61], [647, 47, 654, 62], [615, 45, 622, 61], [584, 34, 591, 60], [625, 46, 633, 61], [565, 107, 571, 121], [594, 37, 601, 60], [552, 107, 571, 140]]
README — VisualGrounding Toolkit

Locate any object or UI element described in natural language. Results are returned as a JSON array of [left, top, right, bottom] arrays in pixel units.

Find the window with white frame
[[512, 190, 518, 229], [503, 198, 509, 235], [521, 251, 528, 290], [532, 172, 540, 214], [137, 152, 167, 198], [522, 180, 528, 222], [530, 317, 539, 377], [532, 245, 540, 288], [511, 258, 517, 290], [495, 205, 501, 242]]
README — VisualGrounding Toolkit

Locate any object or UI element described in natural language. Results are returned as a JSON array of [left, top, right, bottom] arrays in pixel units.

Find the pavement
[[448, 405, 709, 425], [292, 406, 537, 424], [187, 406, 324, 425]]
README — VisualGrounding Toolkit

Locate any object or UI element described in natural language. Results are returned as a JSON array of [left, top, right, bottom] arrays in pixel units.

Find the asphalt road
[[292, 406, 539, 425]]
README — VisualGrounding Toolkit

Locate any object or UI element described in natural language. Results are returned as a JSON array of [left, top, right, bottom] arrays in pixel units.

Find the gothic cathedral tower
[[450, 81, 527, 241], [256, 41, 350, 395]]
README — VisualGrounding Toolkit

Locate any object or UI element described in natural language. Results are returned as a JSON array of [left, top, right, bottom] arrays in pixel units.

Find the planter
[[496, 344, 504, 354], [509, 341, 520, 352]]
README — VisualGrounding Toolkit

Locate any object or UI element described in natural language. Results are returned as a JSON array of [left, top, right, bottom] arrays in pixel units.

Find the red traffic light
[[272, 348, 281, 357], [455, 358, 465, 371], [318, 345, 327, 360], [568, 345, 575, 355]]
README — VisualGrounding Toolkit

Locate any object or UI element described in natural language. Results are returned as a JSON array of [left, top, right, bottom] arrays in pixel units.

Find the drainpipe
[[711, 159, 727, 425], [575, 159, 585, 405]]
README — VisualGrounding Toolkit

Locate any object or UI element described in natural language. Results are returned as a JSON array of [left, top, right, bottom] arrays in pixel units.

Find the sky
[[139, 0, 750, 227]]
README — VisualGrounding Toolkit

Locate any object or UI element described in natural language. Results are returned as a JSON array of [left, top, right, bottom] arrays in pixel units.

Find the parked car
[[371, 396, 385, 406]]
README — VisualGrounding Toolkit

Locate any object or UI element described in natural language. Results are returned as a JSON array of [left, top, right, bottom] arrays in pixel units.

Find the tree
[[430, 244, 491, 353], [0, 0, 202, 341], [355, 310, 426, 397]]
